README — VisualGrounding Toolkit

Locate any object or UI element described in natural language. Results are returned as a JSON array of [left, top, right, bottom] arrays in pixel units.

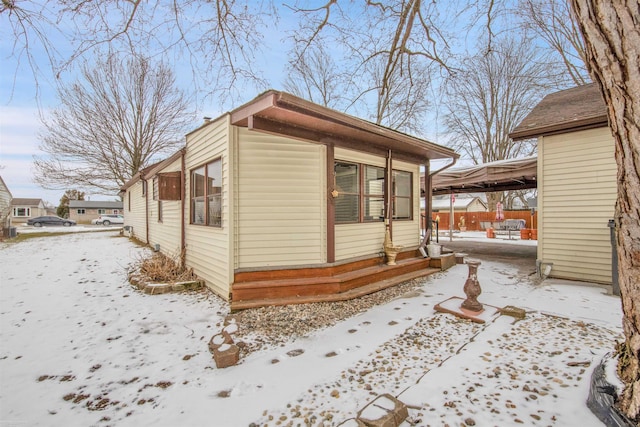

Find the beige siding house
[[431, 196, 487, 213], [68, 200, 123, 224], [510, 83, 615, 285], [122, 90, 458, 308], [10, 198, 46, 224]]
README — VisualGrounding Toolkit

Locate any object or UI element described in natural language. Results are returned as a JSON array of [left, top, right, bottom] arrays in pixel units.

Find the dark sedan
[[26, 216, 76, 227]]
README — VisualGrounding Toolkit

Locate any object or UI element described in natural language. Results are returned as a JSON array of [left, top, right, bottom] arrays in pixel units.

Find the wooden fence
[[422, 210, 538, 231]]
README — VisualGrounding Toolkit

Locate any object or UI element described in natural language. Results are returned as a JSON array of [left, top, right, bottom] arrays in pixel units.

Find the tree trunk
[[571, 1, 640, 421]]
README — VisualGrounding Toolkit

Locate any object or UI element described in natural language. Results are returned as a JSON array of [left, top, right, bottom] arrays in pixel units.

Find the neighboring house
[[510, 83, 615, 285], [10, 198, 46, 224], [68, 200, 124, 224], [430, 196, 488, 213], [0, 176, 13, 232], [121, 90, 458, 308]]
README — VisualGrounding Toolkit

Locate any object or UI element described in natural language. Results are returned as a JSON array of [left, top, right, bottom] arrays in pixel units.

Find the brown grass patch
[[131, 250, 199, 284]]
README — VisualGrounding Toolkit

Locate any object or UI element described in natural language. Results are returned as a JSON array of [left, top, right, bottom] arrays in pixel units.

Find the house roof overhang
[[120, 148, 185, 192], [429, 156, 538, 195], [229, 90, 458, 164], [509, 83, 608, 141]]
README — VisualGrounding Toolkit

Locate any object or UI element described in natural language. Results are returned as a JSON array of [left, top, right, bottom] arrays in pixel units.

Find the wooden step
[[230, 255, 438, 310], [230, 268, 439, 310]]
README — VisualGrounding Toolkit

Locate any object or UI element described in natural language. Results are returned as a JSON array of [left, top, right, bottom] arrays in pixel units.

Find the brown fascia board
[[275, 92, 458, 160], [230, 90, 458, 161], [120, 172, 142, 192], [142, 148, 186, 179], [119, 148, 185, 192], [509, 83, 608, 140], [509, 115, 608, 140]]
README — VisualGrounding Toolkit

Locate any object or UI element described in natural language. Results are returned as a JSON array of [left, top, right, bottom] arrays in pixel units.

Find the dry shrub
[[135, 250, 198, 283]]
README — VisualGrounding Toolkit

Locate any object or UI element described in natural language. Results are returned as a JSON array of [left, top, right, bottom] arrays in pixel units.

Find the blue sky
[[0, 2, 299, 205], [0, 1, 506, 206]]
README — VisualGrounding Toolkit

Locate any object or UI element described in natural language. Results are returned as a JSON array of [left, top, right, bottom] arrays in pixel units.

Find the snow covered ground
[[0, 230, 623, 426]]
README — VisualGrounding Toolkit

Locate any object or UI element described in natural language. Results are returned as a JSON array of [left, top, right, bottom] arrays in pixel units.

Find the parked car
[[27, 216, 76, 227], [92, 214, 124, 226]]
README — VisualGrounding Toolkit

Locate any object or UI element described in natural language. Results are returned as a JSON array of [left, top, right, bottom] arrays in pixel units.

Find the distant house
[[69, 200, 124, 224], [121, 90, 458, 308], [10, 198, 46, 224], [430, 196, 487, 213], [0, 176, 13, 231], [510, 83, 615, 285]]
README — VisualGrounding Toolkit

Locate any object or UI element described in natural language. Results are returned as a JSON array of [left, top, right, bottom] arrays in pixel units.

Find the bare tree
[[365, 52, 433, 133], [443, 35, 547, 209], [571, 1, 640, 422], [33, 52, 193, 195], [516, 0, 590, 86], [283, 43, 348, 109], [284, 3, 436, 134], [2, 0, 272, 101]]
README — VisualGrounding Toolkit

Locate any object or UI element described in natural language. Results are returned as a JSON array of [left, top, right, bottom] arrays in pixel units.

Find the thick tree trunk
[[570, 1, 640, 421]]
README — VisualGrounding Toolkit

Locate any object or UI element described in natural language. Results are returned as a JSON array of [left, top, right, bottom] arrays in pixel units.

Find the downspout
[[420, 156, 458, 248], [386, 150, 393, 237]]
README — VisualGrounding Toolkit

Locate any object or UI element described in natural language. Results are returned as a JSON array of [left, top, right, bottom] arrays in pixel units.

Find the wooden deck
[[230, 251, 441, 310]]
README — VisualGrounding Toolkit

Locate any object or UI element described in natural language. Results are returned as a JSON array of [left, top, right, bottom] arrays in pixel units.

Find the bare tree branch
[[33, 51, 194, 195]]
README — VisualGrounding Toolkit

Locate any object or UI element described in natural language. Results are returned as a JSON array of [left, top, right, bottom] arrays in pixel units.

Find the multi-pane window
[[98, 209, 106, 214], [392, 170, 412, 220], [334, 162, 359, 223], [191, 159, 222, 227], [334, 161, 412, 223], [77, 209, 86, 215], [13, 208, 31, 217], [364, 166, 385, 221]]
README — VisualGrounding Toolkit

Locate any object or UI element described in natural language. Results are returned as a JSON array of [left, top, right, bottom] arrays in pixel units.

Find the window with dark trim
[[13, 207, 31, 217], [364, 165, 385, 221], [334, 161, 412, 223], [392, 170, 412, 220], [191, 159, 222, 227], [335, 162, 360, 223]]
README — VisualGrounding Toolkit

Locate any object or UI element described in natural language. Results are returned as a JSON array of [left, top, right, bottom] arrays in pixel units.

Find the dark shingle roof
[[510, 83, 608, 140]]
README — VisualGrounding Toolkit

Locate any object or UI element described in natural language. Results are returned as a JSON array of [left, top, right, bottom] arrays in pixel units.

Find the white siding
[[184, 116, 232, 298], [124, 181, 148, 243], [539, 127, 616, 284], [236, 128, 326, 268], [147, 157, 183, 258]]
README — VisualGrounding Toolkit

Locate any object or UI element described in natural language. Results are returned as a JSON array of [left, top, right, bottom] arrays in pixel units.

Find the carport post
[[449, 192, 454, 241]]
